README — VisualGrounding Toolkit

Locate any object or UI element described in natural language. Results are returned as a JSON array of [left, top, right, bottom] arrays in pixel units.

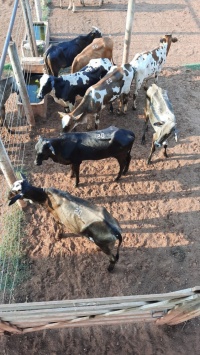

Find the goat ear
[[49, 145, 56, 155], [58, 111, 66, 119], [20, 172, 27, 181], [160, 38, 166, 43]]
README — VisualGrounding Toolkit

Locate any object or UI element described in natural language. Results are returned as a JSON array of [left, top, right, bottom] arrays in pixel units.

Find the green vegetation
[[0, 204, 29, 297], [183, 63, 200, 70], [42, 0, 51, 21], [3, 63, 13, 75]]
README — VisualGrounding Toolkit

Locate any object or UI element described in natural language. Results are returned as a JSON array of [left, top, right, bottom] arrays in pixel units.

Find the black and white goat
[[8, 174, 122, 271]]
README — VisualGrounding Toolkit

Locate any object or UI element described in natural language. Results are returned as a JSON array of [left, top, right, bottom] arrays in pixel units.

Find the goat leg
[[163, 144, 168, 158], [141, 118, 149, 145], [71, 163, 80, 187], [55, 224, 64, 240], [122, 151, 131, 175], [147, 140, 156, 164]]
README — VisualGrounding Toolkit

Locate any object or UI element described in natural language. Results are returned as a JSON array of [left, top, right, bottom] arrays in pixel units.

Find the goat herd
[[7, 26, 178, 272]]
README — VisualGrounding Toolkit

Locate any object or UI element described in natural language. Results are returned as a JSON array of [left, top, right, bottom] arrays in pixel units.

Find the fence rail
[[0, 286, 200, 335]]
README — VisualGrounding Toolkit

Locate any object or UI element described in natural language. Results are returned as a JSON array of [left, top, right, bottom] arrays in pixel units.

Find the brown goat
[[71, 37, 114, 73]]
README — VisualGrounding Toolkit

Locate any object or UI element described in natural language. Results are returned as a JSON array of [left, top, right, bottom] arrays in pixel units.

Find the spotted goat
[[61, 64, 135, 132], [130, 34, 178, 110], [37, 58, 112, 112]]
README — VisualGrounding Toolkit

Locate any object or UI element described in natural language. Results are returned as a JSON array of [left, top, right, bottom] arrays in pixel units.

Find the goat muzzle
[[8, 192, 24, 206]]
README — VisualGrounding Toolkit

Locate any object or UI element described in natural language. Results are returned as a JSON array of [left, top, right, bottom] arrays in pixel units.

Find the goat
[[61, 64, 135, 132], [141, 83, 178, 164], [130, 34, 178, 110], [71, 37, 114, 73], [34, 126, 135, 187], [37, 58, 112, 112], [8, 173, 122, 272], [44, 27, 102, 77]]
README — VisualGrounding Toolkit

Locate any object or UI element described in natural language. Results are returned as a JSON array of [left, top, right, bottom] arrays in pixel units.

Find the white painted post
[[122, 0, 136, 64], [35, 0, 42, 21], [0, 139, 27, 209], [20, 0, 38, 57], [8, 41, 35, 127]]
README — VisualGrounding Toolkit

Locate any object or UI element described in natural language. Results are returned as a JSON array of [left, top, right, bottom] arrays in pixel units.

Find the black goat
[[34, 126, 135, 187]]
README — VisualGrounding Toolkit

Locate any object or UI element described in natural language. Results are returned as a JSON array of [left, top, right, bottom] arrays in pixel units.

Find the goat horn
[[20, 172, 27, 181]]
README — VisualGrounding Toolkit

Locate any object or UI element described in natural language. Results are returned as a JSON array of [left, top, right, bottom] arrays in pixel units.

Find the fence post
[[0, 0, 19, 79], [20, 0, 38, 57], [122, 0, 135, 64], [0, 139, 26, 209], [8, 41, 35, 127], [35, 0, 42, 21]]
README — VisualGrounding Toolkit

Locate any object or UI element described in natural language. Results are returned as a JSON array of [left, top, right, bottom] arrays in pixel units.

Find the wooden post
[[122, 0, 135, 64], [0, 139, 26, 209], [8, 41, 35, 127], [35, 0, 42, 21], [20, 0, 38, 57]]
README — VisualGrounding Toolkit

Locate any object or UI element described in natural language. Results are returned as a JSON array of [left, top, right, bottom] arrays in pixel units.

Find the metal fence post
[[8, 41, 35, 127], [35, 0, 42, 21], [0, 0, 19, 79], [20, 0, 38, 57], [0, 139, 27, 209]]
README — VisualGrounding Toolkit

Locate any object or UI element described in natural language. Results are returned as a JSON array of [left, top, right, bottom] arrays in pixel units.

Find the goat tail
[[115, 233, 123, 261], [111, 56, 116, 66]]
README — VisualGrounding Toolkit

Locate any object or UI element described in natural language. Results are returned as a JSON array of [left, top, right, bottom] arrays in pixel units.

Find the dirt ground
[[1, 0, 200, 354]]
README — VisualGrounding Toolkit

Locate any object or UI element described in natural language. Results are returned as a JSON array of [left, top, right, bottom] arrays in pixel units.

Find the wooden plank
[[0, 302, 174, 323], [0, 320, 22, 334], [156, 296, 200, 325], [0, 296, 193, 323], [140, 295, 197, 311], [1, 287, 199, 312], [169, 309, 200, 325], [166, 301, 200, 325], [6, 310, 154, 325], [0, 301, 147, 318], [22, 314, 156, 334]]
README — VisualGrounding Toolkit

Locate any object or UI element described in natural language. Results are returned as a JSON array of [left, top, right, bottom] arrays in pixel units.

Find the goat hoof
[[132, 106, 137, 111], [107, 264, 115, 272], [141, 139, 145, 145]]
